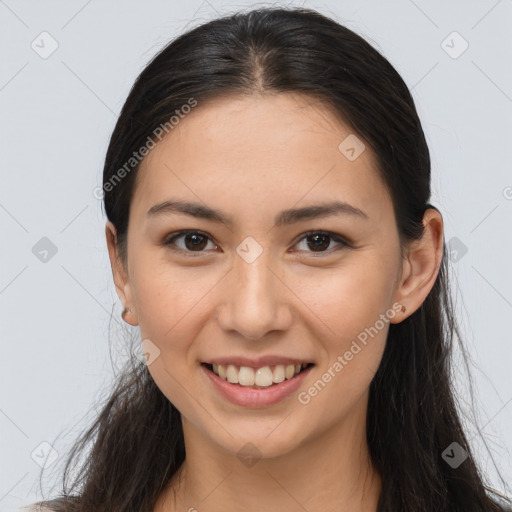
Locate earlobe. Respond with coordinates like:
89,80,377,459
390,208,444,323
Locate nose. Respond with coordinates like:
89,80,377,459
215,252,293,341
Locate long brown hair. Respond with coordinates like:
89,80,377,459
34,7,511,511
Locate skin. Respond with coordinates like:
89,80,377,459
106,92,444,512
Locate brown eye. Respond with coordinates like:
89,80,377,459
164,230,217,255
306,233,330,251
182,233,208,251
294,231,349,254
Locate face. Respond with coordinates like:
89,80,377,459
107,92,420,459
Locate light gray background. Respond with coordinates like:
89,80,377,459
1,0,511,510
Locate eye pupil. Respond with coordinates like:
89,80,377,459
307,233,330,251
185,233,208,251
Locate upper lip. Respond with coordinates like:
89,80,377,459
202,356,314,368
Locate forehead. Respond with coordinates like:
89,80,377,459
131,92,391,224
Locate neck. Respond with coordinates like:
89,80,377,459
156,394,381,512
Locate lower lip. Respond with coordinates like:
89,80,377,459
202,364,314,408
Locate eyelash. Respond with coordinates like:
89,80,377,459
162,230,351,258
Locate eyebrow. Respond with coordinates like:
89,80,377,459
146,199,369,227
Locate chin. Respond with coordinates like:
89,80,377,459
202,420,310,461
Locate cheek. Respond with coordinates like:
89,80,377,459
292,257,396,338
132,267,212,414
131,257,220,345
294,270,390,417
290,258,395,391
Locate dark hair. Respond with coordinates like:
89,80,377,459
35,6,511,512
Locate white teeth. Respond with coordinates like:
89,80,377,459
210,362,309,387
272,365,285,383
226,364,239,384
254,366,273,387
238,366,255,386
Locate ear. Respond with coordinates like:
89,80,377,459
390,208,444,323
105,220,138,325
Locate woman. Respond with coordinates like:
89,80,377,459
26,7,511,512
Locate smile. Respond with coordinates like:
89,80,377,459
203,362,314,388
201,362,315,408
